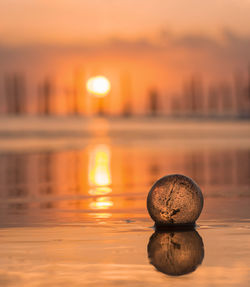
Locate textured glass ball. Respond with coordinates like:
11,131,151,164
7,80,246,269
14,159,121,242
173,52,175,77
147,174,203,226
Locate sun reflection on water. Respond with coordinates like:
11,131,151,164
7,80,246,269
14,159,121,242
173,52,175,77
88,186,112,196
90,213,112,219
88,144,113,212
89,197,114,210
88,144,112,189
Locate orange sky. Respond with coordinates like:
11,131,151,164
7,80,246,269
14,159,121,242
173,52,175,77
0,1,250,115
1,0,250,45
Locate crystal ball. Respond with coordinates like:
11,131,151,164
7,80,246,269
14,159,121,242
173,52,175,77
147,174,203,226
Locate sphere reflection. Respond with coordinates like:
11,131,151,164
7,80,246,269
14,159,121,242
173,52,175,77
147,229,204,276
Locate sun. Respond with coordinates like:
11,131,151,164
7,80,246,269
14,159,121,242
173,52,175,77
86,76,111,97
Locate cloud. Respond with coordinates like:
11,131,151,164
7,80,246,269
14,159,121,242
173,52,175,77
0,29,250,53
0,29,249,78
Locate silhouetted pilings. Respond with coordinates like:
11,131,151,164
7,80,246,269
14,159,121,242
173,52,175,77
234,72,244,115
219,82,233,113
1,68,250,117
170,94,181,116
121,72,132,117
4,73,26,115
97,98,105,116
38,78,54,115
207,85,218,115
245,65,250,115
148,89,159,116
72,70,85,115
183,76,203,115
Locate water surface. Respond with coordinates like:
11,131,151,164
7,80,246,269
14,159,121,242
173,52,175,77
0,130,249,286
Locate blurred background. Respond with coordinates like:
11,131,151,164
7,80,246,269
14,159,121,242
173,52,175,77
0,0,249,227
0,0,250,117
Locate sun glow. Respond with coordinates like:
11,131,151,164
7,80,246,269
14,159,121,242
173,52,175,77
90,197,114,210
87,145,114,213
88,145,113,211
86,76,111,97
88,144,112,194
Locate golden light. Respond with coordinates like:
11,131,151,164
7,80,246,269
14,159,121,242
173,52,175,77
90,197,114,210
88,186,112,196
88,144,112,195
86,76,111,97
91,213,112,219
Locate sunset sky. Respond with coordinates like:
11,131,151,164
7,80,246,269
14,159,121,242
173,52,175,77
0,1,250,115
1,0,250,45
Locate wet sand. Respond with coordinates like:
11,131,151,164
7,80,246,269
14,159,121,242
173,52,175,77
0,118,249,286
0,220,250,287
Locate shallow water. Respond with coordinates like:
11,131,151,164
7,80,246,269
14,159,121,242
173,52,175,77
0,131,249,286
